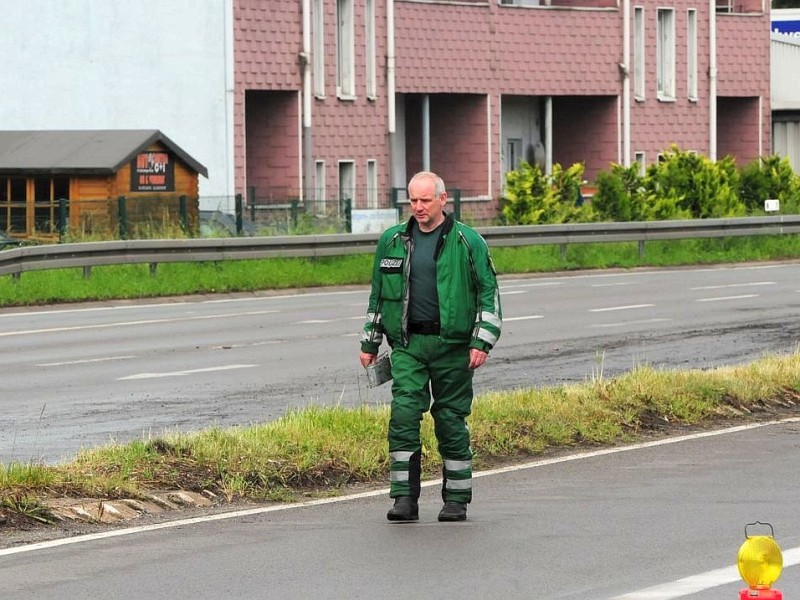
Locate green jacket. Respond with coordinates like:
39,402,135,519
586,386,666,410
361,214,502,353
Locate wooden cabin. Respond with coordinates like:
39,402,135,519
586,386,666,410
0,130,208,241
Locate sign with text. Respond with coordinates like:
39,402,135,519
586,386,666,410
131,151,174,192
772,9,800,38
351,209,399,233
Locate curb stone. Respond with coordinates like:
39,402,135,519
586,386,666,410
43,490,217,524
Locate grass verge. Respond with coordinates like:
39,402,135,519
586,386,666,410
3,235,800,307
2,352,798,525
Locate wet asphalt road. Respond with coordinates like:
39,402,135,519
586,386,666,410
1,261,799,464
1,418,799,599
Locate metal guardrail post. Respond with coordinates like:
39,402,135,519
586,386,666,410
638,240,645,258
452,188,461,221
235,193,243,236
117,196,127,240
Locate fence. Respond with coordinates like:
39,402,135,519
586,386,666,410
235,186,485,235
2,215,800,280
12,188,488,242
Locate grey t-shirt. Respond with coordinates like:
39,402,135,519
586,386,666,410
409,224,441,323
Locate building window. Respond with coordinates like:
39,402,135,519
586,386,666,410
0,176,69,235
687,9,698,101
339,161,356,212
634,151,646,176
657,8,676,101
0,177,26,233
336,0,355,99
366,160,378,208
365,0,376,99
506,138,523,173
634,7,645,100
314,160,326,215
313,0,325,98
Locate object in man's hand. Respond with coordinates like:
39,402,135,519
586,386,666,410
366,353,392,387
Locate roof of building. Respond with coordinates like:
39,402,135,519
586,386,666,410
0,129,208,177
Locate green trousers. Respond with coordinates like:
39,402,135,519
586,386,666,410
388,334,474,503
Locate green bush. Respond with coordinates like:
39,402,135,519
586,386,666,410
643,147,744,219
502,161,589,225
740,155,800,214
593,164,641,222
503,147,799,226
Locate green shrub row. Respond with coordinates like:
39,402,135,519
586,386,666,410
502,146,800,225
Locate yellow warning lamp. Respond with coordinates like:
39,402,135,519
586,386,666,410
737,521,783,599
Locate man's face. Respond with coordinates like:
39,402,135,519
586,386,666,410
408,178,447,231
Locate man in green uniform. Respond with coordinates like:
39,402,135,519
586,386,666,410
359,171,502,522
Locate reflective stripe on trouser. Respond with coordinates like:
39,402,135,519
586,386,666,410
388,334,474,503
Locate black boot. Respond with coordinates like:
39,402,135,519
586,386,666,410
438,501,467,522
386,496,418,522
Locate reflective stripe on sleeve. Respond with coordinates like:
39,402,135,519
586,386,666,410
477,327,498,346
481,311,502,329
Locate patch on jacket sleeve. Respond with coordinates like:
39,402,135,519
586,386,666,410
379,258,404,273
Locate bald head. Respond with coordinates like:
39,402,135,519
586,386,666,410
408,171,446,198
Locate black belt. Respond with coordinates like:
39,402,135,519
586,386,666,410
408,321,440,335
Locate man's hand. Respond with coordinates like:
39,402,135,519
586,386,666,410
468,348,488,370
360,352,377,368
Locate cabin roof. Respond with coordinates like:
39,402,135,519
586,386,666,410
0,129,208,177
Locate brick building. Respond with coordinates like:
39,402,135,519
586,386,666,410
0,1,773,227
234,0,771,223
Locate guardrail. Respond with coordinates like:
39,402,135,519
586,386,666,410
2,215,800,279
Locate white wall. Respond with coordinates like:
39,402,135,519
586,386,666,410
0,1,235,212
771,32,800,173
771,33,800,111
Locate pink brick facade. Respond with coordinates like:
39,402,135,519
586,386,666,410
233,0,770,225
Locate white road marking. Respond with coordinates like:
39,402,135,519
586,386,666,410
591,282,637,287
589,304,655,312
297,315,365,324
695,294,758,302
501,282,563,289
211,340,281,349
504,315,544,321
610,547,800,599
37,356,136,367
501,290,527,295
689,281,775,290
0,289,369,319
118,364,257,380
0,310,278,337
590,318,671,328
1,417,797,560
